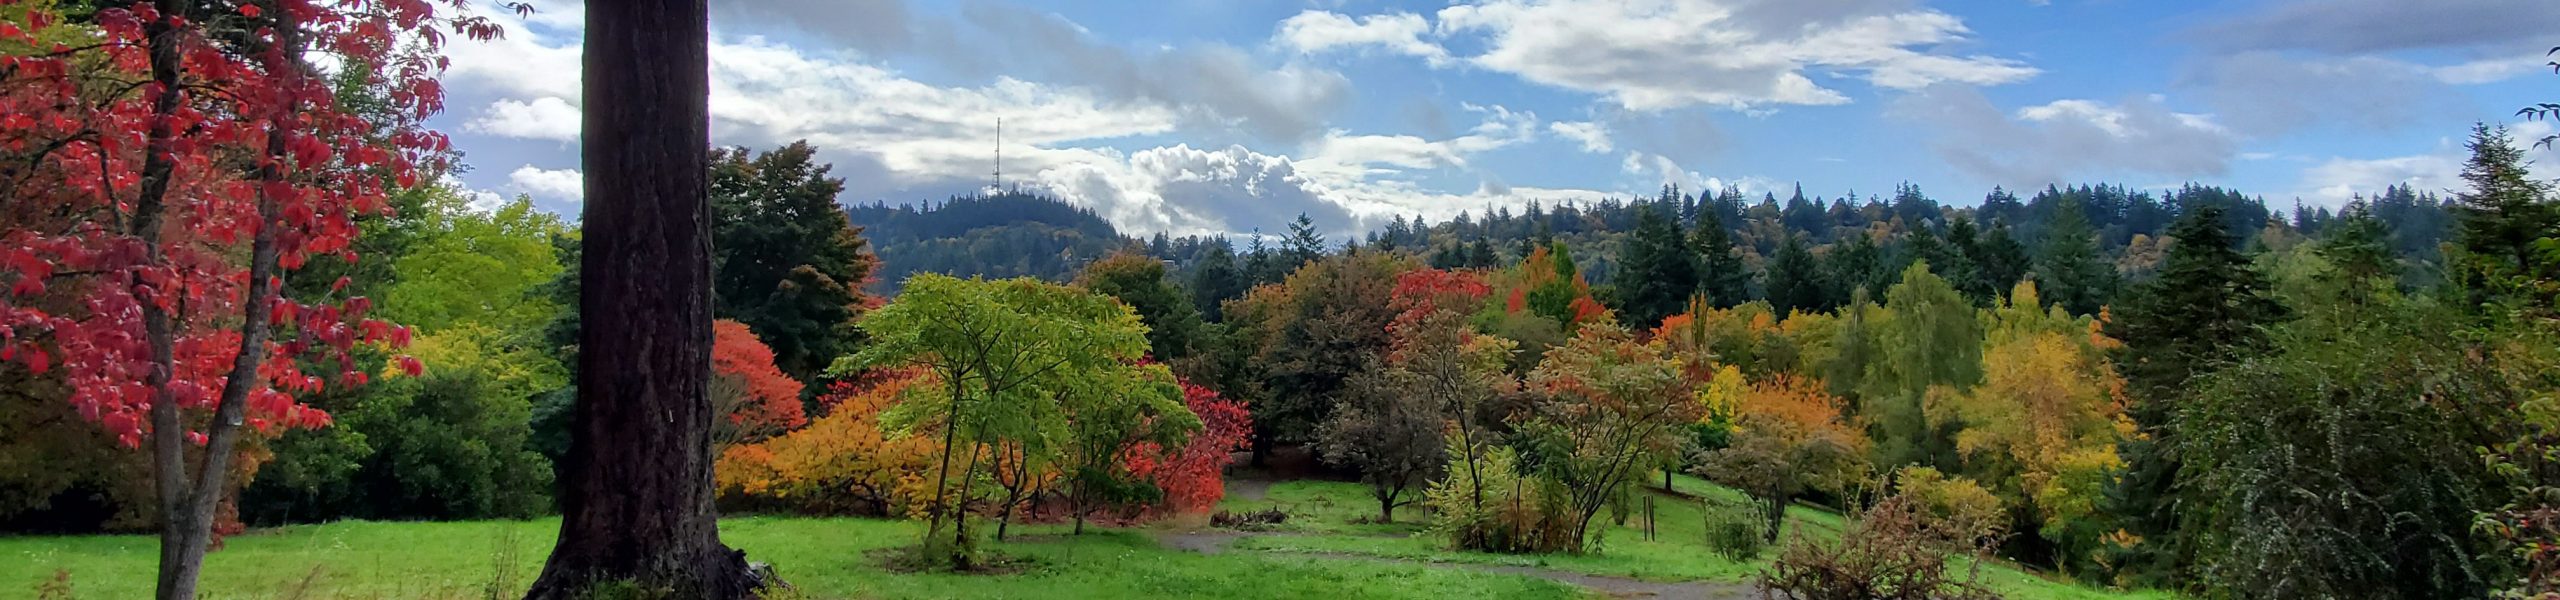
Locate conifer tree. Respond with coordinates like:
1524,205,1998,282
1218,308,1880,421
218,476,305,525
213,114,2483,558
1693,207,1754,307
1764,233,1825,315
2101,203,2288,583
1618,203,1699,327
2036,199,2116,316
1975,220,2031,299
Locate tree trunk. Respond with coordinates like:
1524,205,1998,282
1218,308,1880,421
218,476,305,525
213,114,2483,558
526,1,752,597
134,2,190,598
1377,492,1395,523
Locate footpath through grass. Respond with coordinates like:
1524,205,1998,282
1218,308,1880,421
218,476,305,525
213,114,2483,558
1,517,1576,600
1208,474,2178,600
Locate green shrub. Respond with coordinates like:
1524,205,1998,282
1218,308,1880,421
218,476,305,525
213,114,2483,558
1700,499,1768,560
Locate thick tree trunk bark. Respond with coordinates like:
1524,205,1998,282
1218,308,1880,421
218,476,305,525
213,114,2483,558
526,1,753,597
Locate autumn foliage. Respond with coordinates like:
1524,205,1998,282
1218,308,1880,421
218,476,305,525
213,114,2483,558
710,320,807,447
1128,384,1251,514
717,373,936,516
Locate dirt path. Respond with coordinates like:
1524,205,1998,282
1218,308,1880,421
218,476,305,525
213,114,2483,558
1153,530,1758,599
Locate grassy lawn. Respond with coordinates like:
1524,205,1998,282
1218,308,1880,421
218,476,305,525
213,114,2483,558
1,473,2175,599
1214,473,2178,600
0,517,1576,599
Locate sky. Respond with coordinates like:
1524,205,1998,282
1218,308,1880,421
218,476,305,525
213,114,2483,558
436,0,2560,238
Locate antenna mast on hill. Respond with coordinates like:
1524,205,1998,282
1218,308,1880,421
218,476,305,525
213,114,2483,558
993,117,1004,193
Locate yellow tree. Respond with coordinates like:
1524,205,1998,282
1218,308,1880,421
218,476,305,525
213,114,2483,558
1935,281,2130,570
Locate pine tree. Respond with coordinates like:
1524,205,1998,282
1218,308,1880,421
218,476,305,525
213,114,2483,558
1617,203,1699,327
2319,202,2397,293
1467,238,1498,269
1693,207,1753,307
2101,203,2288,584
1975,220,2030,298
1764,233,1825,315
2036,199,2116,316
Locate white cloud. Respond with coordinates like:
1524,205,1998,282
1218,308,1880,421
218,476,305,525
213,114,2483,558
2291,121,2560,205
1549,121,1613,153
466,97,581,142
2430,56,2547,85
1423,0,2037,111
1897,89,2237,186
508,165,585,202
1276,10,1450,65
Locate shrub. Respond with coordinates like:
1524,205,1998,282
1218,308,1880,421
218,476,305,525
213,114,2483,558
1701,499,1769,560
1760,495,2000,600
715,375,936,516
1425,439,1580,553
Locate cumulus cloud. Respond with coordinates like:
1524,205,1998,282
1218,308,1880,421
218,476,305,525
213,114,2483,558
1276,11,1450,65
466,97,582,142
1550,121,1613,153
1423,0,2037,111
956,4,1353,142
509,166,585,202
1894,88,2236,187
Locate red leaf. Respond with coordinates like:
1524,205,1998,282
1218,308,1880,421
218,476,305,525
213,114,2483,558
238,4,262,18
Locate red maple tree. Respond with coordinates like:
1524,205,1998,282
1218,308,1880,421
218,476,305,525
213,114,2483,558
711,319,808,446
1128,383,1253,515
0,1,500,597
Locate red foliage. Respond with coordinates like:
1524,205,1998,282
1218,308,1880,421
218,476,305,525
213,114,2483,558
1389,268,1491,326
0,2,504,449
712,320,808,445
1128,384,1252,514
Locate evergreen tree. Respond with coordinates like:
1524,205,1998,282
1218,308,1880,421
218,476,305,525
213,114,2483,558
1692,207,1753,307
1823,230,1887,309
2449,124,2559,316
1284,213,1328,269
2036,199,2116,316
2319,202,2397,292
1466,238,1499,269
1763,233,1825,315
1941,217,1990,303
1975,220,2031,298
1188,240,1246,322
2102,203,2289,584
1617,203,1699,327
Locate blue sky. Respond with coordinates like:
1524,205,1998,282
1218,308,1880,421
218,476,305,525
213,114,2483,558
435,0,2560,237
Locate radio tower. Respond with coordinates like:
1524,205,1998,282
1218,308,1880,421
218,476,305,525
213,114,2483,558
993,117,1004,192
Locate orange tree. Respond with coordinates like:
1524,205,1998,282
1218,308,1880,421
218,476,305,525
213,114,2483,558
1520,324,1701,552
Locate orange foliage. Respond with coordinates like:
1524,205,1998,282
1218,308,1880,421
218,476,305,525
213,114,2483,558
712,319,807,447
1733,374,1864,450
1128,384,1252,515
715,373,939,516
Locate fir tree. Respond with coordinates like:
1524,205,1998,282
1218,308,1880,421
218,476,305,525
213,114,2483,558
2449,124,2559,316
1617,203,1699,327
1692,207,1753,307
1190,241,1246,321
2102,203,2289,584
2036,199,2117,316
1763,233,1825,315
1975,220,2031,298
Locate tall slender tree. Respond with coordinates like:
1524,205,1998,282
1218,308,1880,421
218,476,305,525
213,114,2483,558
2448,124,2558,317
529,1,758,597
2100,203,2287,585
1975,220,2031,299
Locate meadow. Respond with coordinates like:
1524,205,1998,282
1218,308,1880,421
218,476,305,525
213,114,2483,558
3,473,2170,600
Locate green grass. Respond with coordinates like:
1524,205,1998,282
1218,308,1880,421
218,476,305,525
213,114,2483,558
0,474,2176,600
1213,473,2177,600
0,517,1577,600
